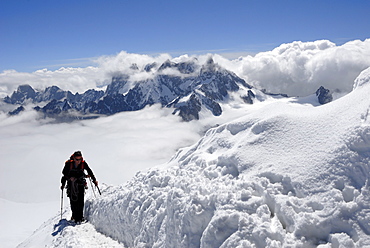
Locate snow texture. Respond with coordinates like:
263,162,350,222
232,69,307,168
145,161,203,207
17,205,125,248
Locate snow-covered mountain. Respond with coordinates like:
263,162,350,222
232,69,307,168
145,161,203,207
17,67,370,247
3,56,335,123
3,57,259,122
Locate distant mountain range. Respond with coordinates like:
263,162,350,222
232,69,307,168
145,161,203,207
3,57,332,121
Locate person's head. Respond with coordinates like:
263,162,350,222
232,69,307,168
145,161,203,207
72,151,83,164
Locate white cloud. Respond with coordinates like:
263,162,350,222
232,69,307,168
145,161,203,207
94,51,173,81
0,95,251,203
231,39,370,96
0,105,206,202
1,39,369,99
0,66,107,98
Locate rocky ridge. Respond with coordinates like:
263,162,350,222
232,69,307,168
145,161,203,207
3,58,332,121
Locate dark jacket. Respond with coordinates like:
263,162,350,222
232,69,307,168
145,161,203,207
61,159,96,187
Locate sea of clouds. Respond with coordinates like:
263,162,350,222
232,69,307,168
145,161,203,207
1,39,369,99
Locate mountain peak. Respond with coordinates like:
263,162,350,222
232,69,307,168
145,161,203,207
201,57,217,72
3,61,256,121
4,84,36,104
158,59,197,74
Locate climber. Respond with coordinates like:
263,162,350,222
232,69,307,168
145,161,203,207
60,151,98,223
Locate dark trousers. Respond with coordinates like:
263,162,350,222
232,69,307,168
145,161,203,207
69,185,85,222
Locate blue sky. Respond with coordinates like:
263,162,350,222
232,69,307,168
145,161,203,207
1,0,369,72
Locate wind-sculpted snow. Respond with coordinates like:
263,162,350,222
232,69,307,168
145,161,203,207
84,68,370,247
353,67,370,90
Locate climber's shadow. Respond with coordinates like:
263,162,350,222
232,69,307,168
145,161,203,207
52,219,75,236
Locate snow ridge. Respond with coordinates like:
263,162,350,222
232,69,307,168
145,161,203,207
83,68,370,247
17,206,124,248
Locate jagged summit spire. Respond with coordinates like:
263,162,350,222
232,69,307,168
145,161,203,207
199,56,219,74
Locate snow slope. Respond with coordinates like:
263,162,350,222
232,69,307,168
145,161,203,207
83,67,370,247
17,202,125,248
18,67,370,247
0,199,57,247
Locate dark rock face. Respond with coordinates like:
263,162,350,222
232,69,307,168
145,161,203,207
241,90,256,104
171,94,202,121
2,58,255,121
42,99,67,115
8,106,25,115
4,84,36,104
158,59,197,74
316,86,333,104
5,84,104,107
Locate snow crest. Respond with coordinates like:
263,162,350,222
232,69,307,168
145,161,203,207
353,67,370,89
83,70,370,247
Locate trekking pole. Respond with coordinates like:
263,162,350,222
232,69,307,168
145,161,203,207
60,188,64,220
96,185,102,195
89,177,97,198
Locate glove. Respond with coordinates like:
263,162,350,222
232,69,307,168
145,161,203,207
60,185,65,190
94,181,98,186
